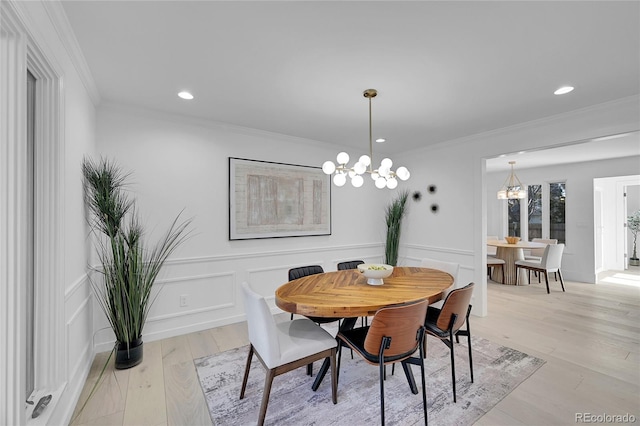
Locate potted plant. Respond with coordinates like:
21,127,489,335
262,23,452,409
83,157,191,368
384,190,409,266
628,210,640,266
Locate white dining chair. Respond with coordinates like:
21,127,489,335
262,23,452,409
524,238,557,261
515,244,566,293
240,282,338,425
420,258,459,309
487,235,499,257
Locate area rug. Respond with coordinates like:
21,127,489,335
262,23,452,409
194,335,545,425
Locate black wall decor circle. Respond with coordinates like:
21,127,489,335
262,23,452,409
427,185,437,194
430,204,439,213
412,191,422,201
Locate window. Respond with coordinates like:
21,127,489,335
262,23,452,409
550,182,566,243
528,185,542,239
508,199,521,237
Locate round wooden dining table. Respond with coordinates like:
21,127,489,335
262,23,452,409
275,266,454,319
275,266,454,392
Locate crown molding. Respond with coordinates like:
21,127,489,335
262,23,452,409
42,0,101,106
411,95,640,154
98,100,339,150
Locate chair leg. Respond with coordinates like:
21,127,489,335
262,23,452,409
257,368,276,426
500,265,504,284
330,350,338,404
515,266,520,285
558,270,566,292
417,330,428,426
306,362,313,376
240,345,254,399
337,340,342,384
448,330,457,403
544,271,550,294
466,307,474,383
379,337,391,426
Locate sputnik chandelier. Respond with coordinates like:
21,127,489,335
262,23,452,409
497,161,526,199
322,89,410,189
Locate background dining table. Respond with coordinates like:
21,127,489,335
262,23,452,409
275,266,454,392
487,240,547,285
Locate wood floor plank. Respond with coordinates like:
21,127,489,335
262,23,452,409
161,335,194,367
123,341,167,426
164,360,213,426
70,353,130,425
210,321,249,352
186,329,221,359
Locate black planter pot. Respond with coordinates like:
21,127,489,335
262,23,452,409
115,338,143,369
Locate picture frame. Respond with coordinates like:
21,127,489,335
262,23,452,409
229,157,331,240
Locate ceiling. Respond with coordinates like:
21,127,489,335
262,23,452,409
60,1,639,159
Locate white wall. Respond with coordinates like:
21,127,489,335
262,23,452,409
488,159,640,282
94,103,390,349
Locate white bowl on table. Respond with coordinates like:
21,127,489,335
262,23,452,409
357,264,394,285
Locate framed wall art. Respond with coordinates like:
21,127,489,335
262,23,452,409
229,157,331,240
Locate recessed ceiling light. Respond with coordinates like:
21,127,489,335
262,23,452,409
178,91,194,100
375,138,386,143
554,86,574,95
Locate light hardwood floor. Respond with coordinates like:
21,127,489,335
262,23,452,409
71,270,640,425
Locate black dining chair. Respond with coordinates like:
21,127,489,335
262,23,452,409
287,265,325,321
423,282,475,403
337,260,364,271
337,260,367,327
287,265,340,376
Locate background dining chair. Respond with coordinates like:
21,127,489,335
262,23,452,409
240,282,338,426
524,238,558,261
337,260,364,270
424,282,475,403
287,265,325,320
515,243,566,293
420,258,459,309
337,260,366,327
287,265,340,375
486,257,505,283
487,235,499,257
336,299,429,426
524,238,559,281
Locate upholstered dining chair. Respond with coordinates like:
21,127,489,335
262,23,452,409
336,299,429,426
337,260,366,327
420,258,459,309
487,235,499,257
486,256,505,283
287,265,340,375
515,243,566,293
424,282,475,403
524,238,559,281
287,265,325,321
524,238,557,261
240,282,338,426
337,260,364,270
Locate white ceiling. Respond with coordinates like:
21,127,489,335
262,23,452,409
60,1,639,159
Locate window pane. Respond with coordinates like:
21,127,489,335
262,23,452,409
550,182,566,243
508,199,520,237
528,185,542,240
